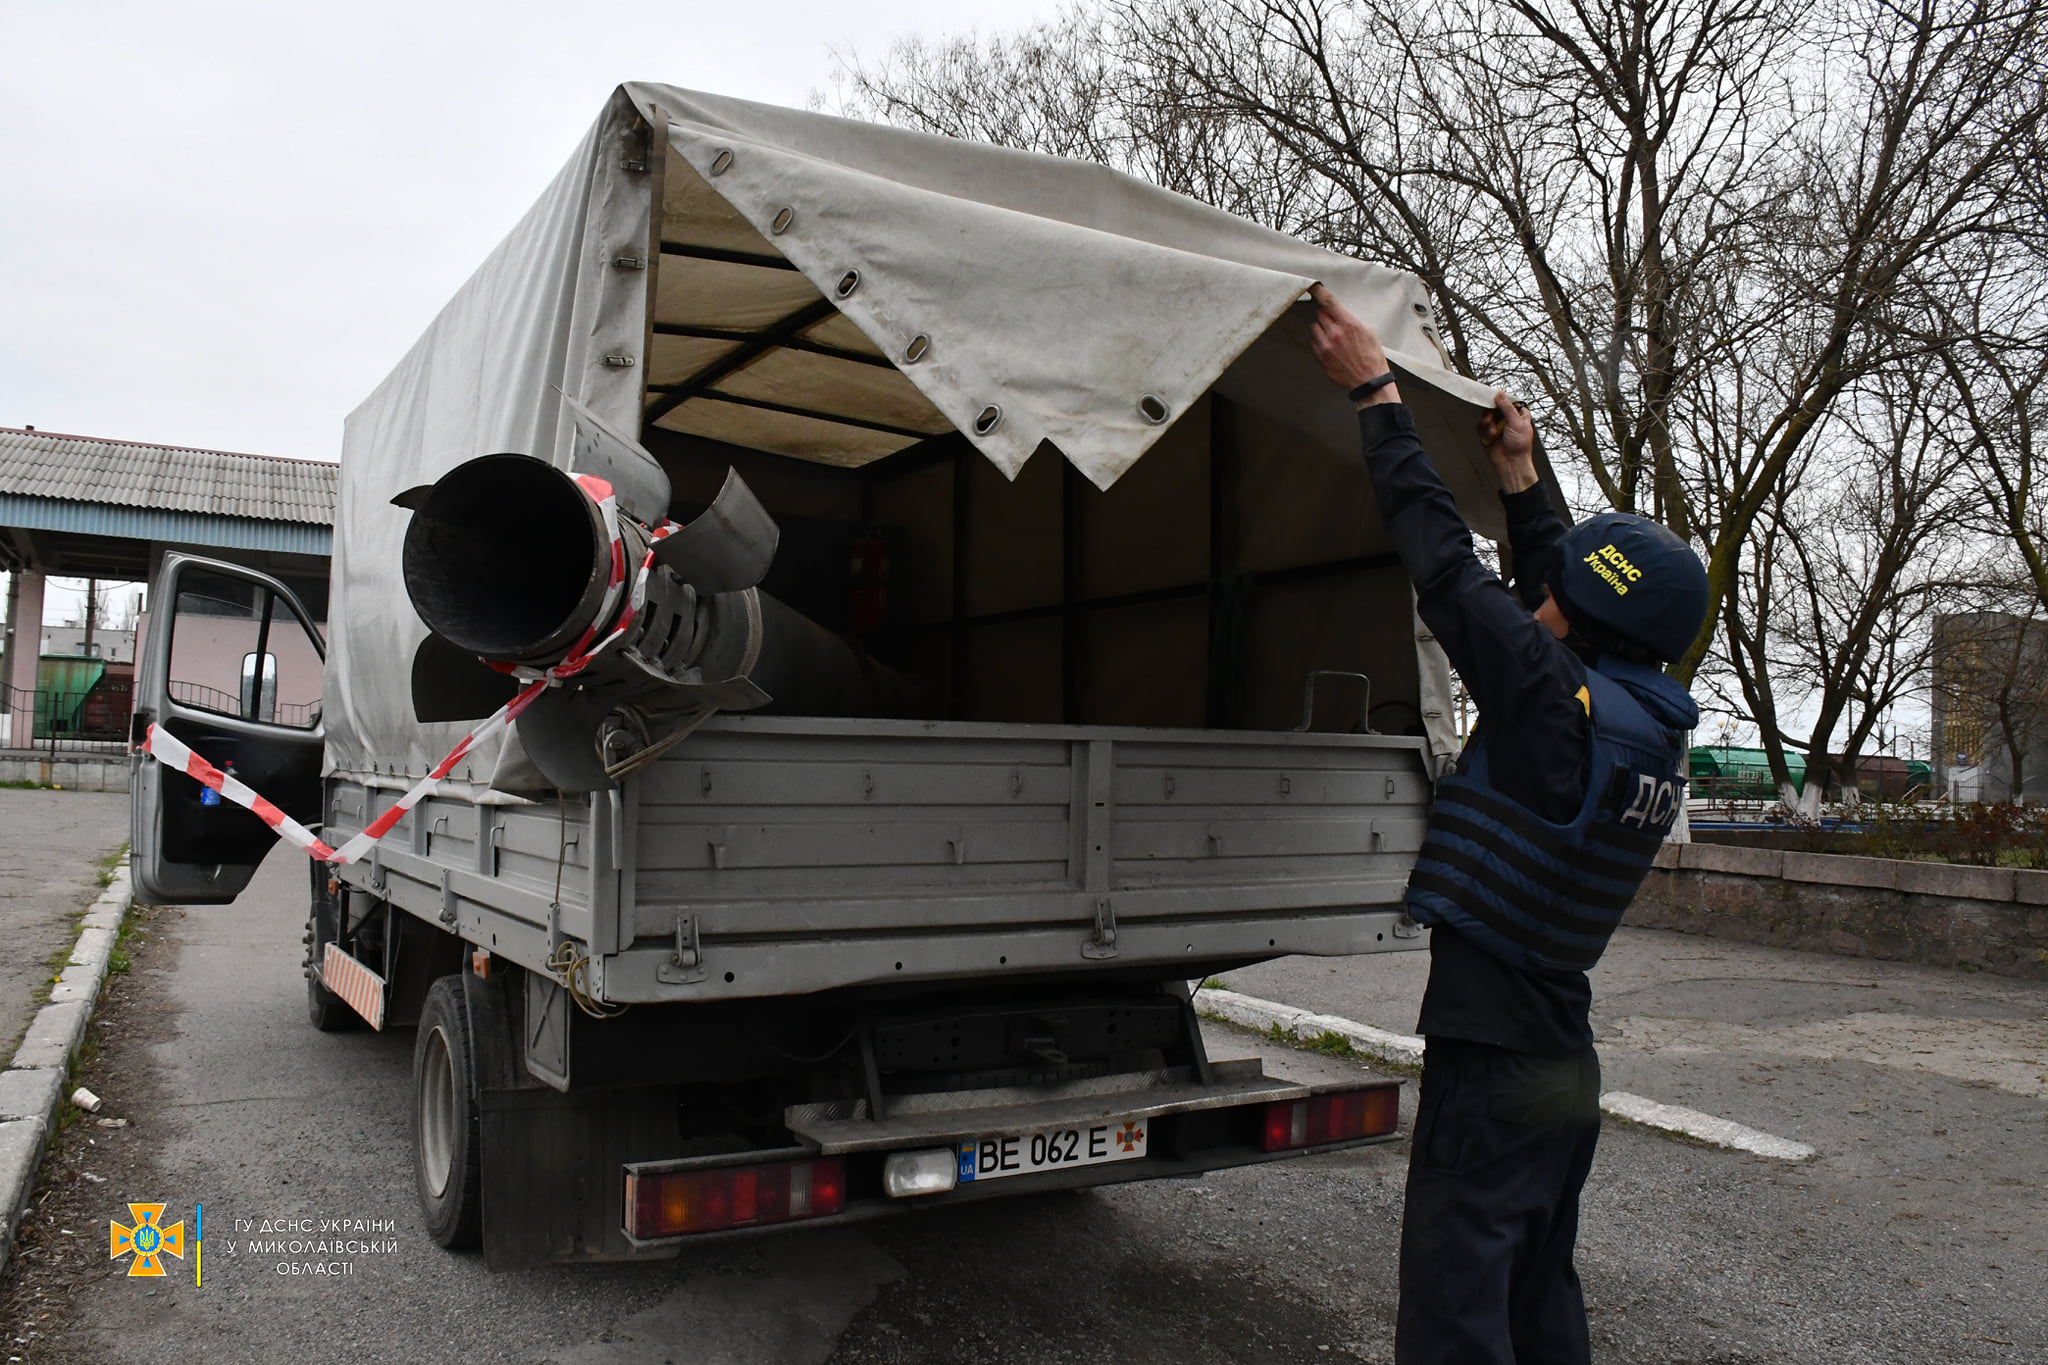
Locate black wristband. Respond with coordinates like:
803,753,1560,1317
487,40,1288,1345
1348,371,1398,403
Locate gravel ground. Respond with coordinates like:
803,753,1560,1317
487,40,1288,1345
1220,929,2048,1360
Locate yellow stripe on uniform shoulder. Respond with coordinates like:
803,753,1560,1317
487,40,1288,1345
1575,685,1591,715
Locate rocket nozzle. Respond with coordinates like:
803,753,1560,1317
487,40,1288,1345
399,453,614,665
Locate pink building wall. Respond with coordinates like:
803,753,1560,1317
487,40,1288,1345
136,607,325,727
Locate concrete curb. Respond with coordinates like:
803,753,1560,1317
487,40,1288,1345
0,860,132,1276
1198,986,1817,1161
1196,986,1427,1067
0,752,131,794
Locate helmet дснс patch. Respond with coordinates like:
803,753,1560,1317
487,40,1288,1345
1551,513,1709,663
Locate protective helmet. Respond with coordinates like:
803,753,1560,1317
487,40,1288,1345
1550,513,1709,663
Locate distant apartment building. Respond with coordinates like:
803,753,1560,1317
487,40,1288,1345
41,622,137,664
1930,611,2048,803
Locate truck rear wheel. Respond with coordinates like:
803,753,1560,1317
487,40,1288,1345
414,976,483,1248
304,871,359,1033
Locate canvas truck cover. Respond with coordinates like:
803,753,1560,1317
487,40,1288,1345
328,84,1509,784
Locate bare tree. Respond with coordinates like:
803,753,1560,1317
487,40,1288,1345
1717,366,1979,810
109,586,140,635
826,16,1121,161
839,0,2046,673
1941,287,2048,618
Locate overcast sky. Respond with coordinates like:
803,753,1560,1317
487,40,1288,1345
2,0,1052,626
0,0,1052,463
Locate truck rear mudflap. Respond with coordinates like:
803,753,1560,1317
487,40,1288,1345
618,1061,1401,1249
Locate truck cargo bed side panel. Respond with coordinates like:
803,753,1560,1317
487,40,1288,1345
608,715,1429,1000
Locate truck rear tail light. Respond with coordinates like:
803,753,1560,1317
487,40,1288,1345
1259,1084,1401,1152
625,1157,845,1239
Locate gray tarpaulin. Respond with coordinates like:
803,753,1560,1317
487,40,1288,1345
327,84,1502,784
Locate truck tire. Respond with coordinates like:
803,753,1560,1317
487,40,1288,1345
304,871,359,1033
413,976,484,1248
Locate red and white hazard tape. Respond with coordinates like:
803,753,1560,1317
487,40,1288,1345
139,721,344,861
137,474,680,867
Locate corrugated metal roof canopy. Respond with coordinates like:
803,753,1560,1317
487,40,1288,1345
0,428,336,525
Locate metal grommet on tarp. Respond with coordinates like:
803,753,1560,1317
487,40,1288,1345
973,405,1002,435
709,148,734,176
1138,394,1170,425
770,207,794,235
904,334,930,363
835,270,860,298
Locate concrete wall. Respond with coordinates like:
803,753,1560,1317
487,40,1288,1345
0,752,130,793
1634,842,2048,981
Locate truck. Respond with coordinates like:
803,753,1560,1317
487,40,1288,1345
128,84,1523,1267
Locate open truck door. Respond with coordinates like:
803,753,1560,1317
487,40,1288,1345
131,554,325,904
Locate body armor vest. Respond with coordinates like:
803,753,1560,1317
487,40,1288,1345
1405,656,1691,974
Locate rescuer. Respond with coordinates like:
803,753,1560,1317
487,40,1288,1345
1306,284,1707,1365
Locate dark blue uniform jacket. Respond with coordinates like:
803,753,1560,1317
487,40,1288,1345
1358,403,1612,1055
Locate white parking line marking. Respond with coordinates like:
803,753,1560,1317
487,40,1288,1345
1598,1092,1815,1160
1197,986,1817,1160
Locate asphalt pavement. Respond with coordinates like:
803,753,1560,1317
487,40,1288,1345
1223,930,2048,1358
0,788,127,1056
1,841,2042,1363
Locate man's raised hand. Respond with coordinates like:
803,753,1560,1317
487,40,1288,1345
1477,390,1538,493
1309,284,1400,405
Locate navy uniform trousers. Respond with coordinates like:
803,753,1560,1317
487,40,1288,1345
1395,1038,1603,1365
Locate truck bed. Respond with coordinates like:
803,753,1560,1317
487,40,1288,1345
326,715,1433,1003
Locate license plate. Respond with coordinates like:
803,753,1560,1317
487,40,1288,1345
956,1117,1148,1183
